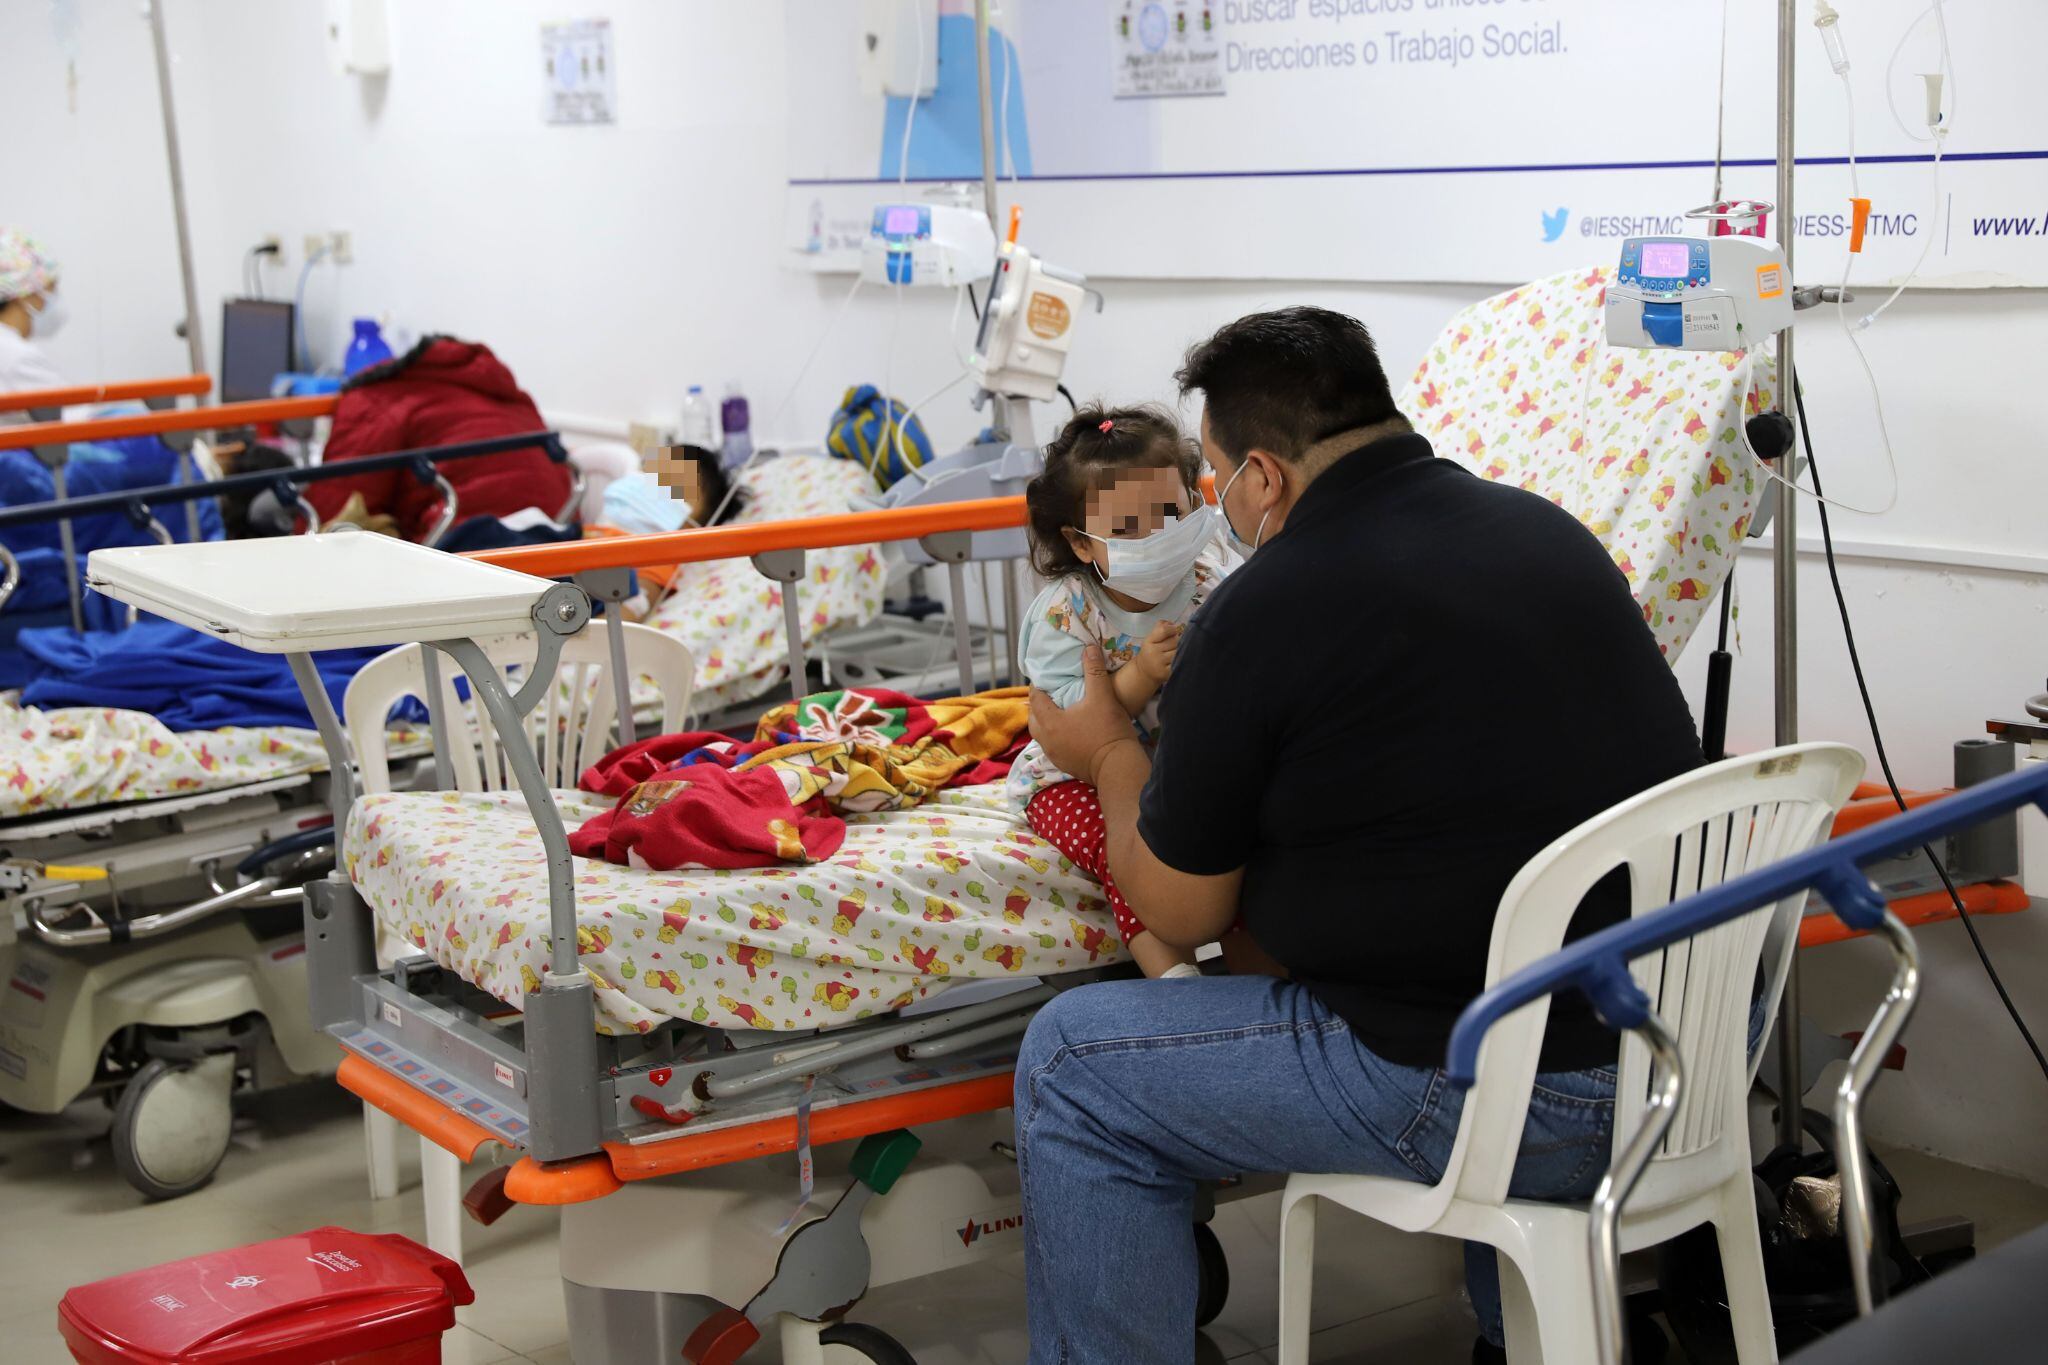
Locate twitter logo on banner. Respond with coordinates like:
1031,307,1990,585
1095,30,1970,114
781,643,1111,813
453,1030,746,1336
1541,207,1570,242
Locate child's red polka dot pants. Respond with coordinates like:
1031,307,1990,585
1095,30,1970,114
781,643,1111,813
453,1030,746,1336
1025,780,1142,944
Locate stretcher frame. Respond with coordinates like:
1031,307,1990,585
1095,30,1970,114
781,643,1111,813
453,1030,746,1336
1446,761,2048,1363
1,420,587,925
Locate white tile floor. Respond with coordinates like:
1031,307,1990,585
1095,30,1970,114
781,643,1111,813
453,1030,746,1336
4,1078,2046,1364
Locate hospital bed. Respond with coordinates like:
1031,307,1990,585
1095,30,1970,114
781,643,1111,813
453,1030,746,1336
0,403,1003,1207
1403,264,1769,664
1406,263,2030,950
80,495,1211,1359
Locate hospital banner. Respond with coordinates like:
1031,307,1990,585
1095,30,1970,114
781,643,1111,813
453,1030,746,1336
785,0,2048,287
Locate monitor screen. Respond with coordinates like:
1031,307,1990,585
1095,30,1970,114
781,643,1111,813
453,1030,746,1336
882,206,922,237
1639,242,1691,279
220,298,296,403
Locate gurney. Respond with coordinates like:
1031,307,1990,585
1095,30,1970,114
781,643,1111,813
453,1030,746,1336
0,411,590,1193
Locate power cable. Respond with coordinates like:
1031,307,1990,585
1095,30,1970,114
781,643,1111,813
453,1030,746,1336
1795,380,2048,1085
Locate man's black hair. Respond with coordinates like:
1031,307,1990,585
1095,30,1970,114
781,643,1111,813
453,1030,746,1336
1174,306,1404,463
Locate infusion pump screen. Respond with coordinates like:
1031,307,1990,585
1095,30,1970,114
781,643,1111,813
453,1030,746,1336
1639,242,1691,278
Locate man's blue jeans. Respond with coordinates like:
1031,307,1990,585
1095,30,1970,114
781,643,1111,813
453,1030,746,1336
1013,975,1616,1363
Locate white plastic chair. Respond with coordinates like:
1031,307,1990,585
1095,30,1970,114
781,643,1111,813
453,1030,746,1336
346,621,694,797
1276,742,1865,1365
343,619,694,1262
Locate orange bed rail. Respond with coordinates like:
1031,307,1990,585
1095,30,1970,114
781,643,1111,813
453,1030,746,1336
491,1070,1019,1208
1803,780,2033,946
336,1054,509,1164
1801,879,2031,948
465,471,1217,577
470,494,1031,576
0,373,211,414
339,1044,1015,1209
0,395,336,450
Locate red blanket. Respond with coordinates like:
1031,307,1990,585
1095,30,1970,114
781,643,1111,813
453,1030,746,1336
570,687,1030,872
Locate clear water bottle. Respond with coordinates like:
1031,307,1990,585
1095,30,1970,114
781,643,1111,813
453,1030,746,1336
677,385,719,450
719,382,753,470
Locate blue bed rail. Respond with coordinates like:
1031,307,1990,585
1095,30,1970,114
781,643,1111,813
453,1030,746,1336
1444,760,2048,1086
1443,757,2046,1352
0,429,568,533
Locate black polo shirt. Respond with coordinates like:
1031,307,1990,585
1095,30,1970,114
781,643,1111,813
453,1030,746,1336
1139,432,1702,1071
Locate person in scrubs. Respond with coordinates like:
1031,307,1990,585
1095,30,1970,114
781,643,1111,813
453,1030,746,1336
0,228,66,395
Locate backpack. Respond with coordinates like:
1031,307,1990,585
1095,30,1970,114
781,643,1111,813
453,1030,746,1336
825,384,933,489
1657,1107,1937,1360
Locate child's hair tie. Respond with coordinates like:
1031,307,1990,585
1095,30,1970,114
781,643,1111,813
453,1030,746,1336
1098,419,1115,433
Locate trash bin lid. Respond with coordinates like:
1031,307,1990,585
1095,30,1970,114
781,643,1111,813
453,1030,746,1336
58,1227,475,1365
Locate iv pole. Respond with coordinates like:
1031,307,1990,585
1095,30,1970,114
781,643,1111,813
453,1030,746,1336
148,0,206,382
1770,0,1805,1152
148,0,209,544
976,0,1027,686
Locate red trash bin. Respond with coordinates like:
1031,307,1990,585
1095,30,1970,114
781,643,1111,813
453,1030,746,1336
58,1227,475,1364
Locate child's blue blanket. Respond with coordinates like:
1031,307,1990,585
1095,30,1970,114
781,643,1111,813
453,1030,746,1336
17,620,393,732
1,435,226,688
0,437,224,600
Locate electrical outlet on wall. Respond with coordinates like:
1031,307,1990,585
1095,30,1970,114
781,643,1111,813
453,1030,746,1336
301,231,354,264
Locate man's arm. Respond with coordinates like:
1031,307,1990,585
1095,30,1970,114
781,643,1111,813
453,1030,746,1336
1027,643,1242,950
1088,739,1243,949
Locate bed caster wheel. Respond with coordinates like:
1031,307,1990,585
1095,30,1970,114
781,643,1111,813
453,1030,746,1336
819,1321,917,1364
1193,1219,1230,1328
111,1054,236,1200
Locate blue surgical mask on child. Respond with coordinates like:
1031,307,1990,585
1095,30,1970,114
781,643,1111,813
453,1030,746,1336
1080,503,1216,605
1217,458,1270,554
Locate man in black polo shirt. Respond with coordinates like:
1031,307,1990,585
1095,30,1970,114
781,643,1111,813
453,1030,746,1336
1013,307,1702,1363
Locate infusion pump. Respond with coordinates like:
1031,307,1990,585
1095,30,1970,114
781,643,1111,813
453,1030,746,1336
1604,235,1794,352
970,241,1087,405
860,203,995,288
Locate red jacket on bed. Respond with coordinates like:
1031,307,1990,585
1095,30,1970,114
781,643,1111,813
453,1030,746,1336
305,337,570,542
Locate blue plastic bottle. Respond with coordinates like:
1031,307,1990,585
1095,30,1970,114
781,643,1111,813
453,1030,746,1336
344,318,394,376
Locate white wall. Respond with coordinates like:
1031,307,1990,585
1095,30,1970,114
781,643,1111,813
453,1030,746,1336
7,0,2048,1174
0,0,193,382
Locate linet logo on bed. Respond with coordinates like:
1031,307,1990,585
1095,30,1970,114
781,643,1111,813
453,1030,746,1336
954,1205,1025,1251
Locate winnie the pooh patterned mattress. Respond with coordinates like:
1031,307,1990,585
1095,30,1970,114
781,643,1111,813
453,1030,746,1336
344,783,1122,1036
0,701,403,822
639,453,887,712
1401,265,1768,663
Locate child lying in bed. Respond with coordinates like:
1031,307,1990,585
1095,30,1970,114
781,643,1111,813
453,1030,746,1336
1007,405,1230,979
